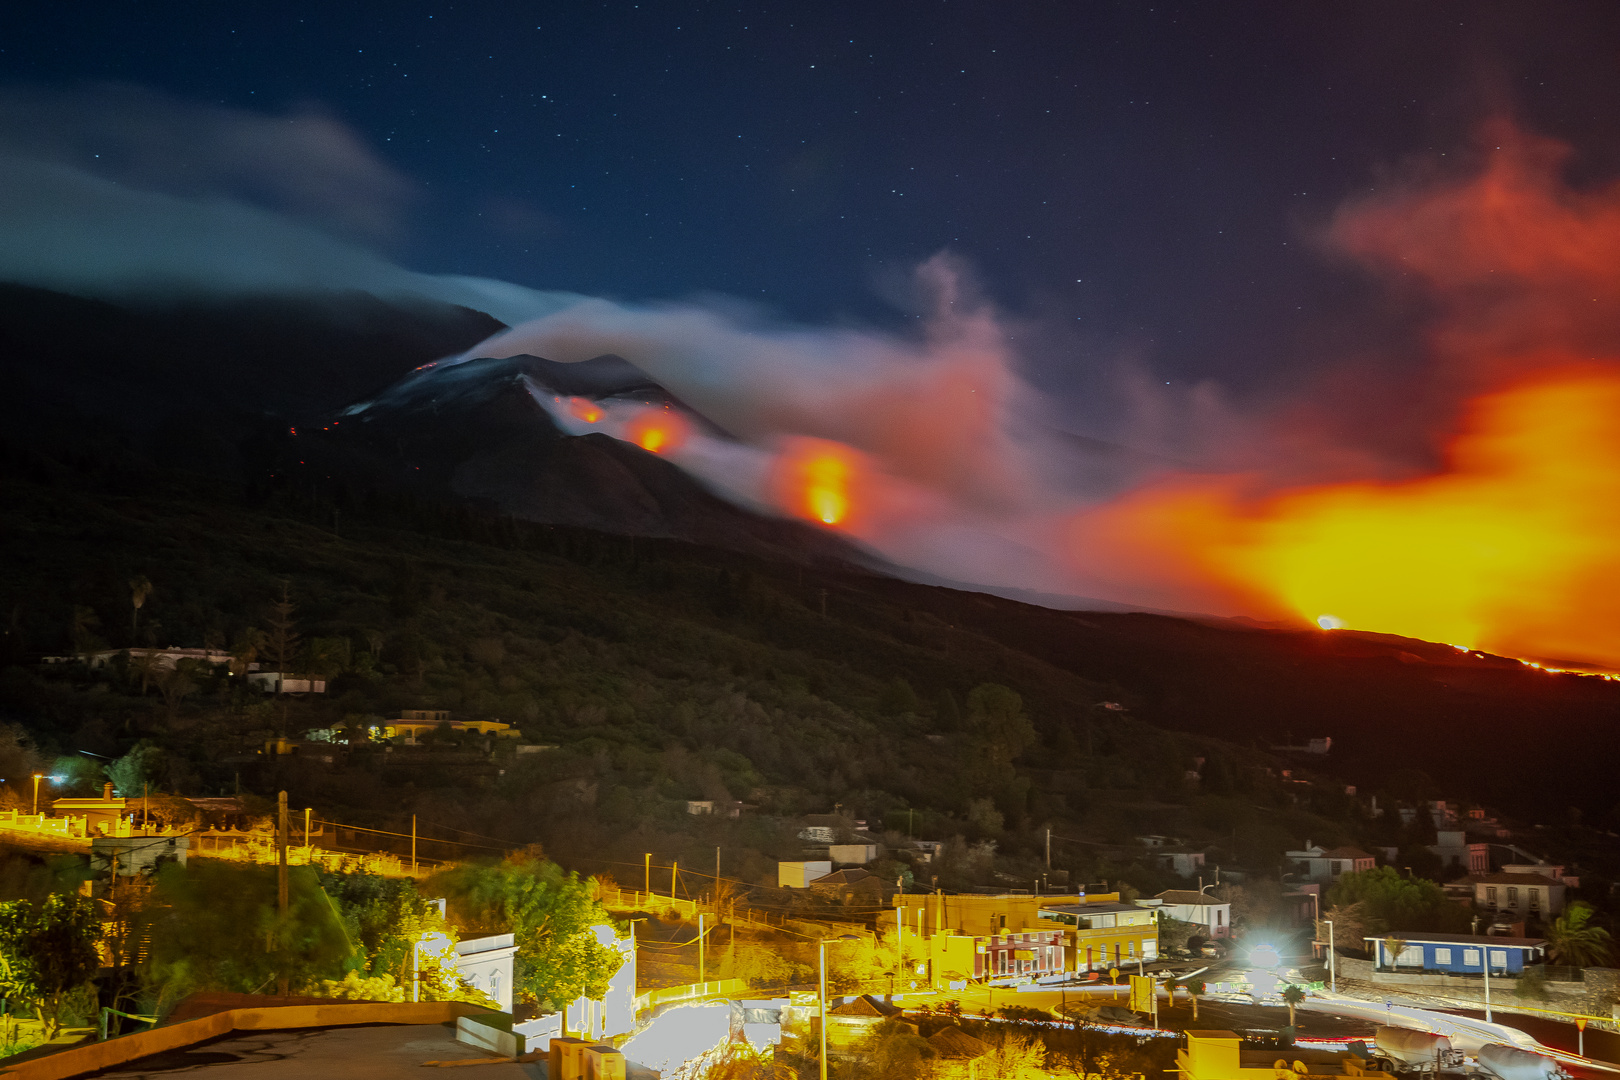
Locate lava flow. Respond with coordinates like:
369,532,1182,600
624,407,690,454
772,437,863,527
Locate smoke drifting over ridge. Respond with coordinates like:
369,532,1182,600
6,86,1620,663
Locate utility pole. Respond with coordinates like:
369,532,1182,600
716,846,721,891
304,807,312,862
699,914,706,983
277,790,289,996
1483,947,1492,1022
645,853,652,898
672,860,679,901
1046,828,1051,870
411,814,417,874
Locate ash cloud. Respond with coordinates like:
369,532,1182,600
0,84,577,325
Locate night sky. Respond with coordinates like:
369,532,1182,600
10,2,1620,400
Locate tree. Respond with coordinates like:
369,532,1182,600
1546,901,1613,968
156,658,205,712
0,893,101,1040
1281,983,1305,1029
265,584,302,734
144,861,356,1011
106,741,166,797
129,576,152,641
428,850,622,1011
1325,867,1468,935
128,650,166,696
1381,936,1408,971
1184,978,1206,1020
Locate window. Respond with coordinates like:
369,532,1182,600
1486,886,1497,905
1463,948,1481,967
1490,949,1507,971
1331,861,1344,876
1528,889,1540,912
1217,909,1224,926
1434,948,1453,966
1507,887,1518,906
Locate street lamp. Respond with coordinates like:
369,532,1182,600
1322,919,1336,993
819,934,861,1080
30,773,43,816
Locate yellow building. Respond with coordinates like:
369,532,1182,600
1179,1031,1389,1080
893,892,1159,985
382,712,520,741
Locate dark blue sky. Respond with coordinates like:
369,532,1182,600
7,1,1620,394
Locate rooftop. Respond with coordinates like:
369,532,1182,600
1156,890,1228,907
1364,931,1546,948
1456,873,1568,886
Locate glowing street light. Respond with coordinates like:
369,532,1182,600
30,773,44,816
818,934,860,1080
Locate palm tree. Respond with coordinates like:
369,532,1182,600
1281,983,1306,1029
1381,936,1408,971
1546,902,1613,968
1185,978,1206,1021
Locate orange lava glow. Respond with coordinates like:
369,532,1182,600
772,438,864,526
567,397,603,423
1070,368,1620,666
624,407,691,454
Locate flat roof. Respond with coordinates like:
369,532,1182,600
1041,902,1140,915
1364,932,1545,948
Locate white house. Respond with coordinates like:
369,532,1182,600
1456,872,1566,919
778,861,833,888
1148,889,1232,939
1428,831,1490,875
1285,842,1376,883
453,934,518,1012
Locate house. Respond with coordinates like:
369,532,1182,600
1146,889,1232,939
1151,849,1208,877
778,861,832,888
928,1026,994,1080
84,647,235,671
381,713,518,742
1037,900,1160,969
809,868,891,905
817,995,911,1051
798,813,863,844
894,891,1156,984
829,843,879,865
1284,842,1376,883
1453,872,1566,919
1503,862,1580,889
1367,932,1546,974
246,672,328,694
1428,831,1490,875
53,784,128,835
452,934,518,1013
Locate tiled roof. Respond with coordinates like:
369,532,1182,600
829,995,902,1018
930,1026,993,1059
1319,847,1375,860
1457,873,1566,886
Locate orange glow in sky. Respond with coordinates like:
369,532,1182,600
1069,368,1620,665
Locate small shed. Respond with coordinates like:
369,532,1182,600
929,1025,993,1079
1368,932,1546,974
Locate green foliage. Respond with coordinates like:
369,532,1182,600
429,851,621,1010
144,861,358,1009
0,893,101,1039
316,871,441,983
1514,970,1550,1001
1324,867,1469,935
319,969,406,1002
106,741,166,797
1546,901,1613,968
